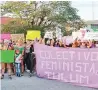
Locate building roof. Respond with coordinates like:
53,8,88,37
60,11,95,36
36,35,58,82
0,17,13,24
3,13,19,18
86,20,98,24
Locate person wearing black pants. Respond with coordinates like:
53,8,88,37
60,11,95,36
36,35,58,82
29,44,36,77
24,42,31,71
29,53,36,77
24,53,30,70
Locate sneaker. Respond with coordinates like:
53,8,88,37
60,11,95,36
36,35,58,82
26,70,30,73
29,73,32,77
1,75,4,79
21,73,24,76
18,73,21,77
33,72,37,76
9,75,12,79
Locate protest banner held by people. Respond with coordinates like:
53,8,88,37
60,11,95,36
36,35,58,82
0,34,98,89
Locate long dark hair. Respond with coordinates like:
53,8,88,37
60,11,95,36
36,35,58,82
30,44,34,53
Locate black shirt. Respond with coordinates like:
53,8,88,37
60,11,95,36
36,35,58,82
30,45,34,53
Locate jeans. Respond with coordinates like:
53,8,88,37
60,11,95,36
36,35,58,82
15,63,21,76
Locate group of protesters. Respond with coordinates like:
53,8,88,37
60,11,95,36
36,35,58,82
40,38,98,48
0,39,36,79
0,37,98,79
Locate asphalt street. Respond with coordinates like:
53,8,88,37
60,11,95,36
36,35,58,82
1,73,98,90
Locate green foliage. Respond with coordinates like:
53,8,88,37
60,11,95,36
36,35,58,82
1,19,28,34
1,1,85,36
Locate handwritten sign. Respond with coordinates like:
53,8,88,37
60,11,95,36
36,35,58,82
0,34,11,40
0,50,15,63
34,43,98,88
63,36,74,45
44,32,53,39
11,34,24,42
84,32,98,40
26,30,41,40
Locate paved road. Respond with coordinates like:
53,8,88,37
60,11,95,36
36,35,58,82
1,73,98,90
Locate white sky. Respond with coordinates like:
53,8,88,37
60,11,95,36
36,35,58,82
72,1,98,20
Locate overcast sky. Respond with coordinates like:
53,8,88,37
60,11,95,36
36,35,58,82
72,1,98,20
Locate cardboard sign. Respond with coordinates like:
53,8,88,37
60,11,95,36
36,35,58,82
11,34,24,42
0,50,15,63
84,32,98,40
44,32,53,39
0,34,11,40
63,36,74,45
26,30,41,40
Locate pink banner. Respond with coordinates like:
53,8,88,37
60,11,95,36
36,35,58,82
34,43,98,88
0,34,11,40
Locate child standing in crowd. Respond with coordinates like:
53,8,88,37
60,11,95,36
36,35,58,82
14,39,24,76
15,48,22,77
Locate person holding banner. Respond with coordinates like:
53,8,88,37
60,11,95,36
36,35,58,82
46,39,51,46
86,41,91,48
1,40,12,79
72,40,78,48
77,39,81,47
50,39,55,46
59,41,66,48
91,40,96,48
42,38,45,44
54,40,59,47
80,42,86,48
39,38,43,44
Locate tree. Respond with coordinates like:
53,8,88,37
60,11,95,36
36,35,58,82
1,1,85,36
